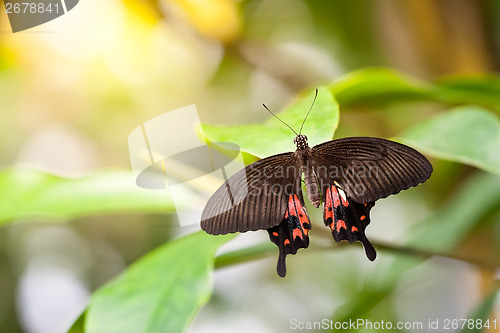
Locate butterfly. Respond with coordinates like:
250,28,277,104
201,90,433,277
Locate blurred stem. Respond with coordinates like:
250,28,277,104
215,242,275,269
214,237,499,271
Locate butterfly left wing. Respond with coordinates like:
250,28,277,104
268,186,311,277
323,182,376,260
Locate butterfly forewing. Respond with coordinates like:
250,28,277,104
312,137,433,204
201,152,300,235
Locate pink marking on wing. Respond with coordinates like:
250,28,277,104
324,187,334,221
336,220,347,232
292,228,303,240
331,185,341,208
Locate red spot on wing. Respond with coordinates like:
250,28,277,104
287,194,296,216
331,185,341,207
324,187,334,222
292,228,303,240
351,226,358,232
272,231,279,237
336,220,347,232
360,215,366,221
293,195,309,223
286,194,311,236
284,239,290,245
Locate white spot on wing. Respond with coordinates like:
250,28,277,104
337,187,347,202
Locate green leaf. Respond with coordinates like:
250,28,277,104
398,106,500,176
435,75,500,109
202,87,339,158
461,282,500,333
67,311,85,333
0,168,177,224
328,68,500,111
328,68,435,106
84,232,234,333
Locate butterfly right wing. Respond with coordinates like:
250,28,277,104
201,152,299,235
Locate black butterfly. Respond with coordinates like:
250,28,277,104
201,90,432,277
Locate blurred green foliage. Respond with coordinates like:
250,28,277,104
82,232,233,333
70,73,500,332
0,169,177,224
0,1,499,333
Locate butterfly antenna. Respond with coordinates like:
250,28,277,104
262,104,299,136
299,88,318,134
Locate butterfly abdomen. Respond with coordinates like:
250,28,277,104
296,148,321,208
304,167,320,208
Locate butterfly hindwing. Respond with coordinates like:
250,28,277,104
312,137,433,203
323,182,376,260
268,188,311,277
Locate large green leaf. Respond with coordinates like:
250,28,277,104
328,68,435,106
0,168,176,224
202,87,339,158
435,75,500,108
398,106,500,176
67,312,85,333
328,68,500,110
83,232,234,333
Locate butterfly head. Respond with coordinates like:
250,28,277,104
293,134,309,150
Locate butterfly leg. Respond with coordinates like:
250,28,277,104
323,183,376,261
268,193,311,277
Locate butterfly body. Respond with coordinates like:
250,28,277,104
293,134,321,208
